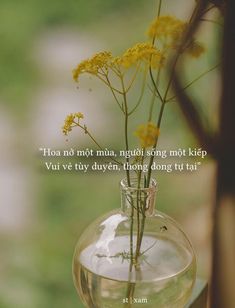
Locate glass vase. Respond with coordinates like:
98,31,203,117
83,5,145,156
73,178,196,308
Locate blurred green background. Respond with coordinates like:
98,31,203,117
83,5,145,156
0,0,220,307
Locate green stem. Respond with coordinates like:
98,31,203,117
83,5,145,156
146,47,181,187
157,0,162,18
76,123,122,166
119,72,135,308
103,74,124,112
124,1,164,305
134,167,143,264
149,67,164,104
128,67,147,116
146,100,165,187
125,156,147,306
200,18,223,27
137,213,146,258
96,74,123,94
166,64,220,102
125,63,141,93
148,66,162,121
120,74,131,186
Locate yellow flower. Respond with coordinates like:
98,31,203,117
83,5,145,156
135,122,160,148
148,15,205,58
114,43,163,69
148,15,187,49
62,112,84,135
73,52,112,81
187,41,205,58
74,112,84,119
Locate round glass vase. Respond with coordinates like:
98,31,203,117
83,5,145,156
73,179,196,308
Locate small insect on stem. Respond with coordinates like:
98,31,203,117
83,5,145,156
160,225,168,232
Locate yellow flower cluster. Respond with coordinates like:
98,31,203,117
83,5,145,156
135,122,160,148
148,15,205,57
73,52,112,81
114,43,163,69
186,41,205,58
62,112,84,135
72,43,164,82
148,16,186,49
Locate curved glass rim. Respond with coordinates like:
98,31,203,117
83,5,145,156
120,178,157,192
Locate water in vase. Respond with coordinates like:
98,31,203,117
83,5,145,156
73,234,196,308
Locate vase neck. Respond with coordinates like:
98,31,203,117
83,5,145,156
120,178,157,217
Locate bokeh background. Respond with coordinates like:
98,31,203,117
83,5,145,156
0,0,221,307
